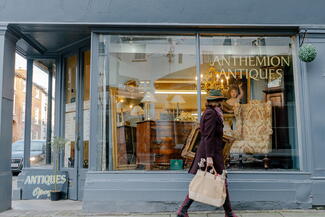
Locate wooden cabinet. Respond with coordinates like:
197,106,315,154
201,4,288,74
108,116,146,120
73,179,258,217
264,88,289,151
116,126,137,169
136,120,195,170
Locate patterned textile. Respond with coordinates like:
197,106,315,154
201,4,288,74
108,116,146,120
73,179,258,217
230,100,272,154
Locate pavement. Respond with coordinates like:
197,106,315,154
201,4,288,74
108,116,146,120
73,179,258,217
1,200,325,217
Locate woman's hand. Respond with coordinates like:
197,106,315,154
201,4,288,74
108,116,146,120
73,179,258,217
207,157,213,167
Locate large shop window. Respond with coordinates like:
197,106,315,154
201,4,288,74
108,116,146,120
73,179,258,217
12,55,56,169
98,35,298,171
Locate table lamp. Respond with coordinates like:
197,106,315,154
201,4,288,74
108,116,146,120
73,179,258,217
171,95,185,118
116,101,125,125
131,105,145,121
141,92,157,120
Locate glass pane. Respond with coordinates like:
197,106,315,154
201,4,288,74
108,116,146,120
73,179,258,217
64,55,77,168
99,35,197,170
51,65,56,164
30,63,49,167
12,54,27,172
82,50,91,168
200,36,298,170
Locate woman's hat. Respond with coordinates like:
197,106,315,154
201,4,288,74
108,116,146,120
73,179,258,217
206,89,227,101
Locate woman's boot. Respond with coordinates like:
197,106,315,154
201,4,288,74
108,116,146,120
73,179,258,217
176,193,193,217
223,181,238,217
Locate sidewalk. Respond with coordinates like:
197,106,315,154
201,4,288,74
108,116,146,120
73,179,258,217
1,200,325,217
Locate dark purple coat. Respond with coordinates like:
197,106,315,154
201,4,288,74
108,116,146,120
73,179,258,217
188,106,225,175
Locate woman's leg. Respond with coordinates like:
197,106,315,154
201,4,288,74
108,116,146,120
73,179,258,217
176,193,194,217
223,180,238,217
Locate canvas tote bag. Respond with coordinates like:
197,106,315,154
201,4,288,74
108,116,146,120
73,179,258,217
189,166,227,207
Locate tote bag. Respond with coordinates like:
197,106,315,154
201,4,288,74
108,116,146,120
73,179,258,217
189,166,227,207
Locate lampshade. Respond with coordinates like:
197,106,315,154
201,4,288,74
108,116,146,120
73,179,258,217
141,92,157,103
116,102,124,112
130,105,144,116
170,95,185,104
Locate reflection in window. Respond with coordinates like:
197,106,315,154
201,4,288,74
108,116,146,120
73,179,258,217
98,35,299,171
99,35,198,170
82,50,91,168
30,63,50,167
64,55,77,168
12,55,55,168
200,36,298,170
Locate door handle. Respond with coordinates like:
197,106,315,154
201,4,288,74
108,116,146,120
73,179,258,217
76,136,80,151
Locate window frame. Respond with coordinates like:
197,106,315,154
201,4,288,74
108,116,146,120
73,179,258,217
89,30,305,173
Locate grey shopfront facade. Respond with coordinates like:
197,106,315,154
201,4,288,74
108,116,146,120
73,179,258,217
1,0,325,213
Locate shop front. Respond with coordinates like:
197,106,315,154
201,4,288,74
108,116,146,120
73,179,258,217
82,32,310,212
1,0,325,213
2,29,317,212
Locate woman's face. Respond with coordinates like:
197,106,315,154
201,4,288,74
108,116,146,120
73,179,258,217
207,101,221,107
230,89,238,98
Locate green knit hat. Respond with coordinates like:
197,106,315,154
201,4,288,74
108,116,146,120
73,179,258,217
206,89,227,101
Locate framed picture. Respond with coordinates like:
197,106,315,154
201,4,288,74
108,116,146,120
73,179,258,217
267,69,283,88
110,87,138,170
181,124,235,163
181,123,200,159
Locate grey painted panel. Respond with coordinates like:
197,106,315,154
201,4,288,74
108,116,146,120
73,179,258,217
312,180,325,205
84,176,306,191
0,0,325,25
23,59,33,168
61,168,78,200
0,98,14,172
85,170,311,180
303,36,325,205
0,172,12,211
82,172,312,212
304,38,325,178
89,33,100,171
0,26,18,212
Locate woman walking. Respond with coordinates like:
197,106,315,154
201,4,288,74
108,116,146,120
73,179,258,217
177,89,237,217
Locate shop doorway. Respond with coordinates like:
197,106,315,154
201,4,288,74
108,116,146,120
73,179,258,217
62,49,90,200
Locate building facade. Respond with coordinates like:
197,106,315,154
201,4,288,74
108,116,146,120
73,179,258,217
1,0,325,213
12,68,49,143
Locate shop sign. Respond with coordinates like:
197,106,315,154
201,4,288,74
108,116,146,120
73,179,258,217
20,170,68,200
212,55,291,81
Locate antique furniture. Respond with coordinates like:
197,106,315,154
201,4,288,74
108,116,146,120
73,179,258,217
230,100,273,168
181,124,235,166
136,120,195,170
231,100,273,155
263,87,289,151
263,87,292,168
116,125,137,169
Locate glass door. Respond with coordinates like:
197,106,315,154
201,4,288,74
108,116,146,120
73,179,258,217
77,50,90,200
62,49,90,200
63,54,78,200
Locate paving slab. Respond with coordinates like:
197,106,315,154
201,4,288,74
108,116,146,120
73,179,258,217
187,213,208,217
207,213,230,217
240,212,282,217
2,200,325,217
280,211,325,217
11,200,82,211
